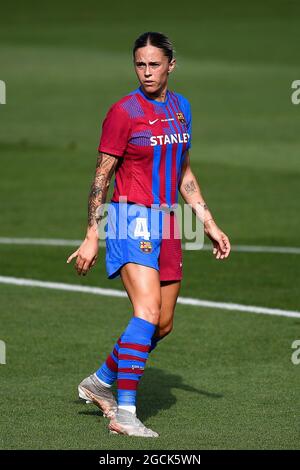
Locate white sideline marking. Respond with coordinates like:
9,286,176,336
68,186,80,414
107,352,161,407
0,275,299,319
0,237,300,254
0,237,85,247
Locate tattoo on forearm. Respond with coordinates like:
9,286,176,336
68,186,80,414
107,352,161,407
196,201,209,210
88,153,117,227
183,179,197,195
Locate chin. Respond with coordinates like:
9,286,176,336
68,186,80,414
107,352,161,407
144,84,159,93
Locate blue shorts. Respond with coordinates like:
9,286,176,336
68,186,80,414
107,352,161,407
105,201,183,281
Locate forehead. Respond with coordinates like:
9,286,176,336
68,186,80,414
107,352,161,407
134,45,166,62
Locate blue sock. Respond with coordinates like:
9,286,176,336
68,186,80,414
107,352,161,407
96,335,123,386
149,335,162,352
117,317,156,407
96,320,160,387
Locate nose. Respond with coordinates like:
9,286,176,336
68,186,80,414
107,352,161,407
144,65,152,77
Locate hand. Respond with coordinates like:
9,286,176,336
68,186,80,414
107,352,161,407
66,236,99,275
204,220,231,260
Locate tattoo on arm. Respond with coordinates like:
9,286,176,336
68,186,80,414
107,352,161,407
88,153,118,228
196,201,209,210
183,179,197,195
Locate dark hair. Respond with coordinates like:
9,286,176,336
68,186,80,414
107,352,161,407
133,31,174,62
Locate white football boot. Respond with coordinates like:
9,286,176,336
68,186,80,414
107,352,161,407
108,408,159,438
78,373,117,419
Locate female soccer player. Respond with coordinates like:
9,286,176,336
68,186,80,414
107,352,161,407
67,32,231,438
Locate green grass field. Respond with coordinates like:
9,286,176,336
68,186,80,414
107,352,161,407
0,0,300,450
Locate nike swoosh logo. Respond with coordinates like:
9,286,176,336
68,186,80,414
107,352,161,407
149,119,159,125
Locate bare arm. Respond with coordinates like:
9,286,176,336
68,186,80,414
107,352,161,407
179,151,214,224
179,150,231,259
86,152,118,240
67,152,118,274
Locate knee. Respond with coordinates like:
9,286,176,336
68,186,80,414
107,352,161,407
136,304,161,326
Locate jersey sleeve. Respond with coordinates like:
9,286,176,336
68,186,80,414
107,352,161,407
98,103,131,157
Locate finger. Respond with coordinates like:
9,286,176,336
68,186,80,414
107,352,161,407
225,238,231,257
75,255,86,274
81,260,91,276
67,250,78,263
220,245,226,259
212,241,218,256
215,247,221,259
222,237,231,258
221,238,231,259
90,257,97,268
76,257,91,275
219,236,227,253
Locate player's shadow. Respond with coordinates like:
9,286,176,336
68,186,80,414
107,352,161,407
138,367,223,421
75,367,223,421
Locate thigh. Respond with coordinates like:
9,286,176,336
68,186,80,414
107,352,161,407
120,262,161,325
159,280,181,331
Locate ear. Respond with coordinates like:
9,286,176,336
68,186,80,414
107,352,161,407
168,58,176,74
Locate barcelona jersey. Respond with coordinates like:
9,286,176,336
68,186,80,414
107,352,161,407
98,86,192,208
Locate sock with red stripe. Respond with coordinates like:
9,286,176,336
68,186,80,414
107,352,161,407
95,319,159,389
117,317,156,410
95,335,122,386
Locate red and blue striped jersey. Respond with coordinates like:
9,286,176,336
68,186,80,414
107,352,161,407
98,86,192,208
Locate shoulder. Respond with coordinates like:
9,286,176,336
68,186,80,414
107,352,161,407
170,91,191,109
169,90,192,120
105,89,142,118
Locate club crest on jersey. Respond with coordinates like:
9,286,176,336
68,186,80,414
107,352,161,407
140,241,152,253
176,112,186,124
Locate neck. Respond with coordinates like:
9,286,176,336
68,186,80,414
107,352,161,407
140,85,168,103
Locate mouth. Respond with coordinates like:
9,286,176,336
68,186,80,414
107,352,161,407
144,81,154,85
